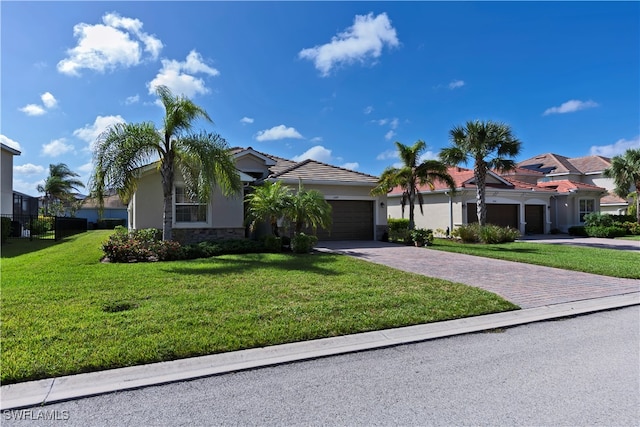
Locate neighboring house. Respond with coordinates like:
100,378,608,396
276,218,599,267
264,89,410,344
387,164,607,235
517,153,629,215
76,192,128,227
1,142,21,216
128,147,387,244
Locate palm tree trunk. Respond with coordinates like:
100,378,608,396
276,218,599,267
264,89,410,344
475,166,487,226
636,188,640,224
408,193,416,230
160,154,175,241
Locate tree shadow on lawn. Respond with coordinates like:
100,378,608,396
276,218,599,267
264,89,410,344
0,236,73,258
163,252,343,277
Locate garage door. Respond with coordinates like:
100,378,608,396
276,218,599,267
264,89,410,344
467,203,519,228
315,200,374,241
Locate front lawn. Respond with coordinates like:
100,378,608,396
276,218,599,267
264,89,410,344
0,231,517,384
429,238,639,279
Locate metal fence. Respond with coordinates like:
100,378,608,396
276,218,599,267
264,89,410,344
1,214,87,241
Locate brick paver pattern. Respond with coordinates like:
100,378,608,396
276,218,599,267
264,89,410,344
317,241,640,309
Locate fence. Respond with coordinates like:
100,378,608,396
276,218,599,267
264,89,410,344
1,214,87,241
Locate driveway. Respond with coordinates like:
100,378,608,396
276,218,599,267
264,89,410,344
315,241,639,309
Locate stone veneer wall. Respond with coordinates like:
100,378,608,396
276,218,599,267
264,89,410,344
172,227,245,245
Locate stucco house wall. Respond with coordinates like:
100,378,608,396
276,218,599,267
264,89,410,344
1,143,20,216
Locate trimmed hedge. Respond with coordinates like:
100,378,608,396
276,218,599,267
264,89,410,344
452,223,521,244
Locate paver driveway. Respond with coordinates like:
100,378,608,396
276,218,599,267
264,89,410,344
316,241,640,309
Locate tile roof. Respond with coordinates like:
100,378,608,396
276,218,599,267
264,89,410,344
517,153,612,175
269,159,380,184
567,155,611,173
536,179,606,193
600,192,629,205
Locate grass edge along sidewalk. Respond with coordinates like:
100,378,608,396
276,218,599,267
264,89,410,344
2,231,516,385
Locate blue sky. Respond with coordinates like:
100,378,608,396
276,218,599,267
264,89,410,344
2,1,639,196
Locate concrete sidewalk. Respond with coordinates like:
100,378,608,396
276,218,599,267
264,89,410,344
2,293,638,411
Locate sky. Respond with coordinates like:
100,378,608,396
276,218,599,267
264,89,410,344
2,1,639,197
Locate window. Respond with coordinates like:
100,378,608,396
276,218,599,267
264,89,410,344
579,199,595,222
175,187,207,223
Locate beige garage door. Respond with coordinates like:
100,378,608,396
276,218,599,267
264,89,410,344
315,200,374,241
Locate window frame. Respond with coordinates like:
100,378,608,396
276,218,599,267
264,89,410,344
578,198,595,223
173,185,210,227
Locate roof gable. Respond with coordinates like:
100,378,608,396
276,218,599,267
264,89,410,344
270,159,379,185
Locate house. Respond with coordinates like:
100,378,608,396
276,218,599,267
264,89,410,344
76,192,128,227
128,147,387,244
386,164,607,235
516,153,629,215
1,142,21,217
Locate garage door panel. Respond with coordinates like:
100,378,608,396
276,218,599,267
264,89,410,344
467,203,519,228
313,200,373,241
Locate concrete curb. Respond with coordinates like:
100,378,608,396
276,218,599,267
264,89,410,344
2,292,638,411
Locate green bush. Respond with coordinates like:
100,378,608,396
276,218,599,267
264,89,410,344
97,218,127,229
410,228,434,246
182,239,265,258
102,228,183,262
568,226,588,236
584,212,612,227
262,235,282,252
1,217,12,244
585,226,627,238
622,221,640,235
452,223,520,244
387,218,411,243
291,232,318,253
28,216,54,235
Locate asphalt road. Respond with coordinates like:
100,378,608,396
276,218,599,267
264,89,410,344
4,306,639,426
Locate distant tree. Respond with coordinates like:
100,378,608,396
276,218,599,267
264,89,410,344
37,163,85,216
440,120,521,226
604,148,640,223
91,85,241,241
372,140,456,230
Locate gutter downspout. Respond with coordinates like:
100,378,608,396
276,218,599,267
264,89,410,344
445,191,453,234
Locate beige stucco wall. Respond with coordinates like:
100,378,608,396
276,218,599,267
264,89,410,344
1,148,15,216
387,192,460,232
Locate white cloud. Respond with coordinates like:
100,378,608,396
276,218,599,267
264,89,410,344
125,94,140,105
19,104,46,116
77,162,94,174
448,80,465,89
299,12,399,76
341,162,359,170
14,163,45,175
0,134,22,151
589,136,640,157
255,125,303,141
310,136,323,143
543,99,599,115
292,145,333,163
389,118,399,129
384,130,396,140
147,50,219,98
41,92,58,108
73,115,126,149
240,117,254,124
363,106,374,115
376,149,398,161
41,138,74,157
419,151,439,162
13,178,43,196
57,12,163,76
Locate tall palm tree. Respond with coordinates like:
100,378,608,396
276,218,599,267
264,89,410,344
604,148,640,223
372,140,456,230
287,182,332,234
91,85,241,241
37,163,85,215
245,181,293,237
439,120,521,226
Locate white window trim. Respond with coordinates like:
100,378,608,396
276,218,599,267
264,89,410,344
578,198,595,223
173,185,212,228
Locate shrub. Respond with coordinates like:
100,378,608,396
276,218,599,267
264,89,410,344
452,223,520,244
262,235,282,252
584,212,612,227
102,228,183,262
585,226,627,238
387,218,411,243
97,218,127,229
410,228,434,246
29,216,54,235
568,226,588,237
291,233,318,253
182,239,265,258
622,221,640,235
1,217,12,244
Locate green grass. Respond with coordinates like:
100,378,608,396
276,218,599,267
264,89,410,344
616,235,640,241
0,231,517,384
429,238,639,279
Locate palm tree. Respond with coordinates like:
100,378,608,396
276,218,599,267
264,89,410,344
91,85,241,241
37,163,85,216
287,182,332,234
439,120,521,226
372,140,456,230
604,148,640,223
245,181,293,237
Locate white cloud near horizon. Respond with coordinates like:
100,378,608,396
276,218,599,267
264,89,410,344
292,145,359,170
147,50,219,98
0,134,22,151
589,136,640,157
543,99,599,115
73,115,126,151
255,125,303,141
19,104,46,116
240,117,254,124
58,12,163,76
41,138,74,157
341,162,359,170
376,149,398,161
299,12,399,76
309,136,323,143
448,80,465,89
14,163,45,175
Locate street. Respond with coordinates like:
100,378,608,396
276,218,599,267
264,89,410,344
3,306,639,426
